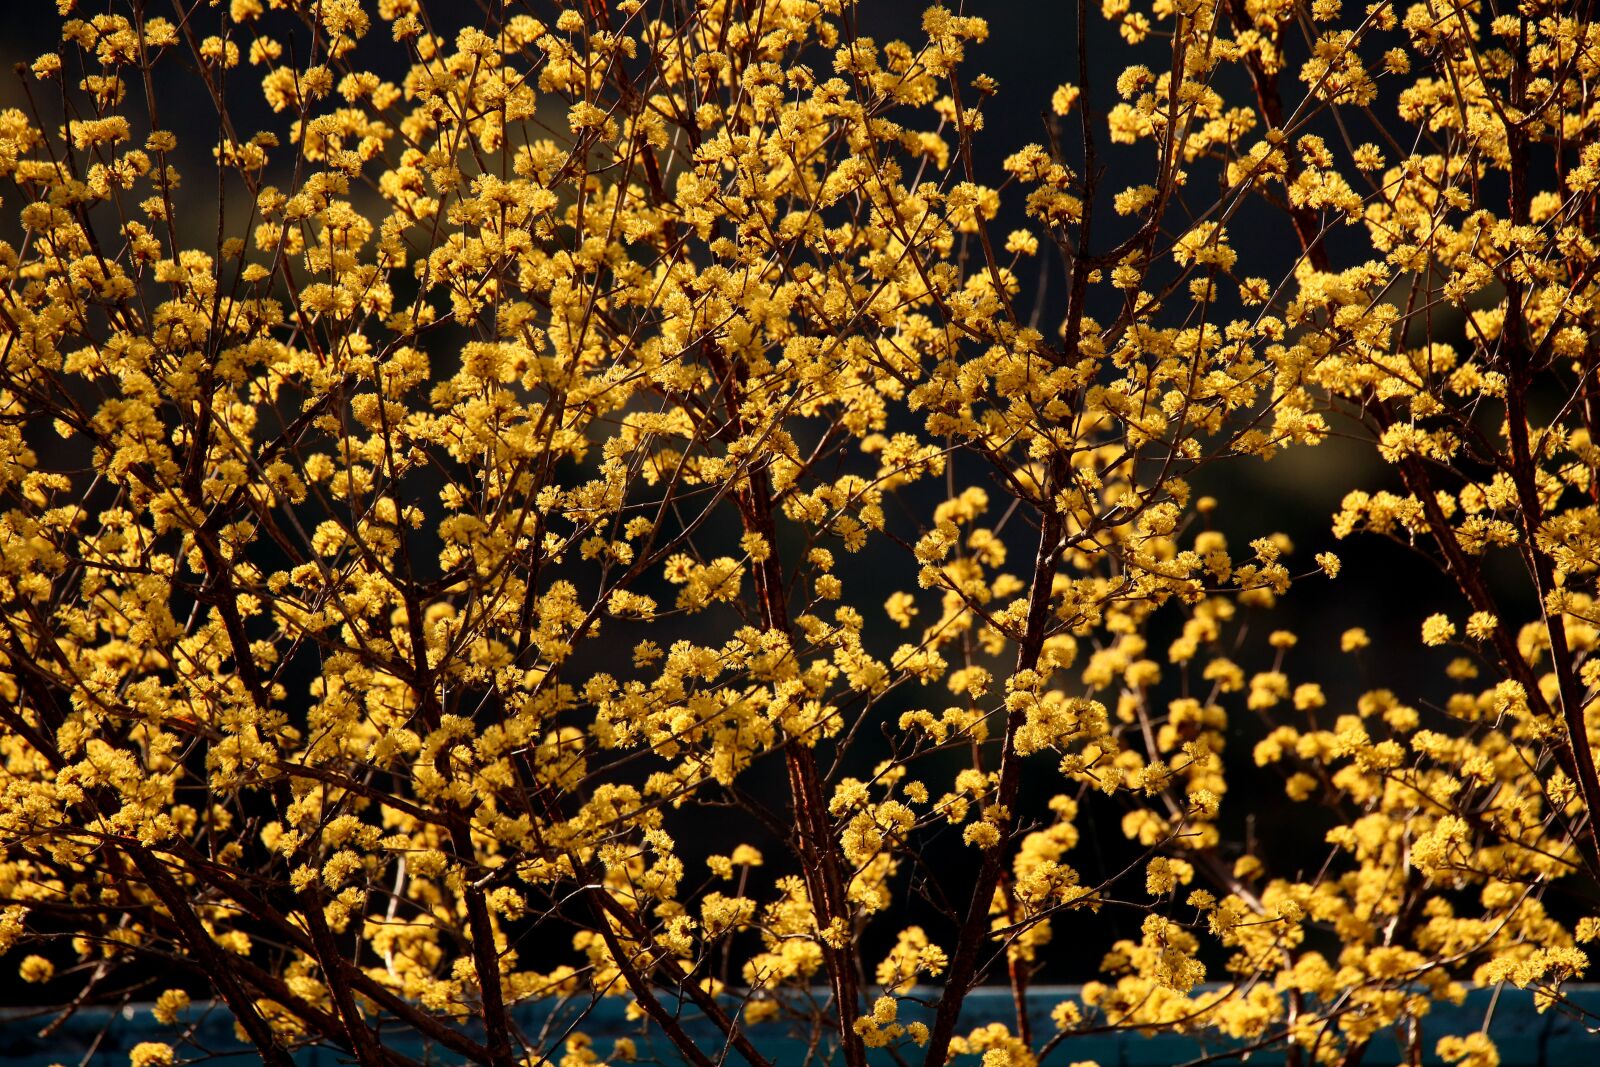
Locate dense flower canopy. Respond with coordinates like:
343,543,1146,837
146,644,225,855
3,1,1600,1065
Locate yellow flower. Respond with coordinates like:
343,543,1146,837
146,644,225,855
18,955,53,983
130,1044,176,1067
152,989,190,1025
1421,614,1456,647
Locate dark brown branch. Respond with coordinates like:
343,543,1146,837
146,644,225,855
126,846,295,1067
923,492,1064,1067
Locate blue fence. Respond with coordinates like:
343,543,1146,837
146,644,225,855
3,986,1597,1065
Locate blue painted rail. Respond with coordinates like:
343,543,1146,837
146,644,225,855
2,986,1596,1065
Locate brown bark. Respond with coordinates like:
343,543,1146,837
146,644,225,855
923,500,1064,1067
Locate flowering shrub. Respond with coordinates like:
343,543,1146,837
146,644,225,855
2,1,1599,1065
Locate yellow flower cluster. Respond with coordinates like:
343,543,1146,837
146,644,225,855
2,1,1599,1065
